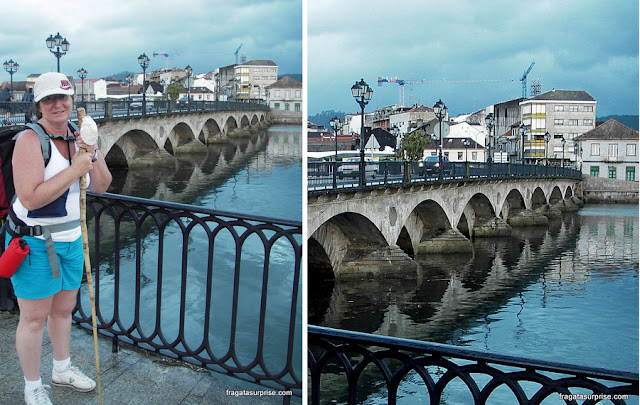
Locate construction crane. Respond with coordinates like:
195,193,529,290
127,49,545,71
520,61,535,98
378,77,425,106
153,52,181,70
378,76,515,106
235,44,243,65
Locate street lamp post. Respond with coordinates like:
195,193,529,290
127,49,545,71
433,99,447,180
46,32,70,72
126,75,133,115
561,136,566,167
138,53,150,115
485,112,494,164
185,65,192,110
519,124,526,164
330,116,343,162
351,78,373,187
544,131,551,165
3,59,19,99
330,116,343,188
77,68,87,103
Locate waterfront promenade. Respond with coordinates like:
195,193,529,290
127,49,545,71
0,311,285,404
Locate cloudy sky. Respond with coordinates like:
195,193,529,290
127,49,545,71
0,0,302,81
308,0,639,117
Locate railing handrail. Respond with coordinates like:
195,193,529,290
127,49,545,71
77,192,302,401
91,192,302,228
308,160,582,193
309,325,639,404
309,325,639,383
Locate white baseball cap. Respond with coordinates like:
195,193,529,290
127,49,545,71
34,72,74,102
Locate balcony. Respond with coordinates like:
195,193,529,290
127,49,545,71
604,154,623,163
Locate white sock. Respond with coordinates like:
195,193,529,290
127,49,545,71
53,357,71,373
24,377,42,394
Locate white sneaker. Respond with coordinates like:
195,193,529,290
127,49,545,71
24,385,52,405
51,364,96,392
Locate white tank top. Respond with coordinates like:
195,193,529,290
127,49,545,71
12,138,90,242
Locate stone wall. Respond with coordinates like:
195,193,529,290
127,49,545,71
269,109,302,125
581,174,639,203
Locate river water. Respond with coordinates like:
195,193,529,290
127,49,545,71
82,125,302,389
309,204,639,404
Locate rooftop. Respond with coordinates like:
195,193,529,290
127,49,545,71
575,119,639,141
527,89,596,102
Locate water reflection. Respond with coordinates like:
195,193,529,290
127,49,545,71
310,205,639,403
310,205,637,366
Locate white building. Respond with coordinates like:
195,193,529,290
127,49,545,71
576,119,639,181
520,89,596,165
266,75,302,112
235,59,278,102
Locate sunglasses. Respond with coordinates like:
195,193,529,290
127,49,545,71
40,94,71,104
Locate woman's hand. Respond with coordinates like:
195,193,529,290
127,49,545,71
75,132,98,154
71,149,94,177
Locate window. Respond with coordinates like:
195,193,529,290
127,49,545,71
568,119,579,126
626,144,637,156
554,119,564,125
274,90,280,97
274,102,280,109
569,105,579,112
609,144,618,158
472,152,478,160
626,167,636,181
584,106,593,112
591,143,600,156
554,134,563,139
608,166,617,179
295,90,301,98
458,152,464,160
295,103,300,112
555,105,564,112
590,166,599,177
583,119,593,126
285,103,290,111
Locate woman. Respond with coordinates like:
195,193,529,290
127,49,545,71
7,72,112,405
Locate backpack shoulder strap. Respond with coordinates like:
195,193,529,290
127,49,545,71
68,121,79,132
24,123,52,166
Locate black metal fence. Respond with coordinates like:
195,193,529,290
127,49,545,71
308,161,582,191
0,99,269,126
76,192,302,400
309,326,639,405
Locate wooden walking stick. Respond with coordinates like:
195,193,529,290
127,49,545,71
76,107,102,404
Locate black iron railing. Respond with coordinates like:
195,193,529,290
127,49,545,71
308,326,639,405
75,192,302,400
0,100,269,127
308,161,582,192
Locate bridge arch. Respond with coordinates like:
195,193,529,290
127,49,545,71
106,129,174,168
310,212,389,279
499,189,527,219
531,187,547,209
399,199,452,256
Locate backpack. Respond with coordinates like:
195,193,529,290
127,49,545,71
0,121,78,311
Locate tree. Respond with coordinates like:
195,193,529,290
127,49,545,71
397,129,428,161
165,82,182,101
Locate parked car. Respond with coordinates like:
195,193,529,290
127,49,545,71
337,158,379,178
176,96,190,107
418,155,450,176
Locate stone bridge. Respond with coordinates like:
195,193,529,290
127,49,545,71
90,109,269,168
308,177,583,280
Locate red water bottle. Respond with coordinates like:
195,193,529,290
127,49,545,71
0,237,29,278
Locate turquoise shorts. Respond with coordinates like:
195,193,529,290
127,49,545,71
7,234,84,300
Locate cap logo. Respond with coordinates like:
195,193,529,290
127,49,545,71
60,80,72,90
